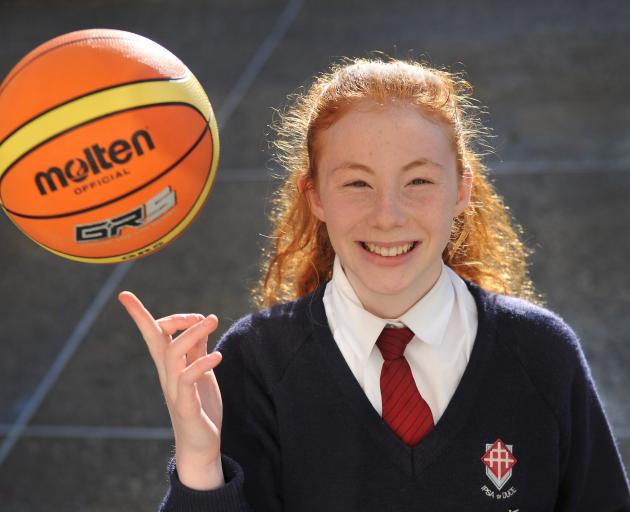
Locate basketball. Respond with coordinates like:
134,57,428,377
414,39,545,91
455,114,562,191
0,28,219,263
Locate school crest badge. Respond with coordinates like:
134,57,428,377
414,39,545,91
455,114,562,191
481,438,517,490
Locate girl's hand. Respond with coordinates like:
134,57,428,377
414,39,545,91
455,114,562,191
118,291,225,489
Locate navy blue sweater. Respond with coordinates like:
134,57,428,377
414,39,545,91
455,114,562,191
160,279,630,511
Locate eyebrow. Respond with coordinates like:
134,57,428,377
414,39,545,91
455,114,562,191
331,158,444,174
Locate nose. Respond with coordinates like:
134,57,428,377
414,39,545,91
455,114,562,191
369,186,407,230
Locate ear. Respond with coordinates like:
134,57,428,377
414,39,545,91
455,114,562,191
454,165,473,217
300,177,326,222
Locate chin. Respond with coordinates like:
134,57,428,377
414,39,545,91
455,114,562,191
364,279,413,297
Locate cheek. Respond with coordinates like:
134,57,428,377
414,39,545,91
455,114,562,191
322,191,368,221
323,202,358,236
407,190,457,228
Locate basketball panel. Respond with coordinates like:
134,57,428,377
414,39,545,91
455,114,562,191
6,127,214,261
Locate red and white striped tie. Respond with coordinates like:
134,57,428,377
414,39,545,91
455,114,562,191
376,326,434,446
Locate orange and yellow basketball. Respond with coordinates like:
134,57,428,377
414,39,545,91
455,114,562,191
0,29,219,263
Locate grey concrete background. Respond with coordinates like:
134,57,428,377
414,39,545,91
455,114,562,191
0,0,628,510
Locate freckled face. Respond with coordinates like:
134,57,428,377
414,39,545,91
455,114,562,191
306,101,471,317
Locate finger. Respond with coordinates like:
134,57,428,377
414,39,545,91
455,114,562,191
196,349,221,421
186,337,208,367
157,314,205,336
175,351,223,417
119,291,170,387
165,315,218,402
169,314,218,360
118,291,162,342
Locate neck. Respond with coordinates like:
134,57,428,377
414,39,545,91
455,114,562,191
346,262,443,319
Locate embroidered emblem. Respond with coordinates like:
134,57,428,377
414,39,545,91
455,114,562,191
481,438,517,490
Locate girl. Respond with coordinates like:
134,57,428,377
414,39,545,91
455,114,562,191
119,57,630,511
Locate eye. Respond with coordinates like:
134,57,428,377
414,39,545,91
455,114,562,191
409,178,432,186
345,180,369,188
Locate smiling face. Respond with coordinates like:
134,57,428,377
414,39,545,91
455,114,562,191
306,100,472,318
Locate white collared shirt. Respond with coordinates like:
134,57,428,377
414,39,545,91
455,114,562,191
322,255,478,423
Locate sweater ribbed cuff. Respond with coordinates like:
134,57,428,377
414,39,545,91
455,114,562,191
160,454,250,511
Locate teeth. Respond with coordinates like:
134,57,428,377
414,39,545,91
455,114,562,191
363,242,415,257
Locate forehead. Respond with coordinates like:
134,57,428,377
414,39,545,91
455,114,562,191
315,100,456,170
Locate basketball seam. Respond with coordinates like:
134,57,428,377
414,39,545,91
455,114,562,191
3,105,210,219
0,34,185,97
0,77,184,148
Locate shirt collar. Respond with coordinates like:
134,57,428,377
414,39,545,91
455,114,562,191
329,254,455,359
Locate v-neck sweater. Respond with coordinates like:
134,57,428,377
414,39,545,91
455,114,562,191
160,279,630,512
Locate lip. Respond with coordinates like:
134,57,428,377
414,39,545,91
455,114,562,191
357,240,420,266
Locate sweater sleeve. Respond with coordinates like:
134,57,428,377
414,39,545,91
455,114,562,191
555,331,630,511
158,316,283,512
160,454,251,512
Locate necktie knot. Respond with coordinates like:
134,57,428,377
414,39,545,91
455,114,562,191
376,326,415,361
